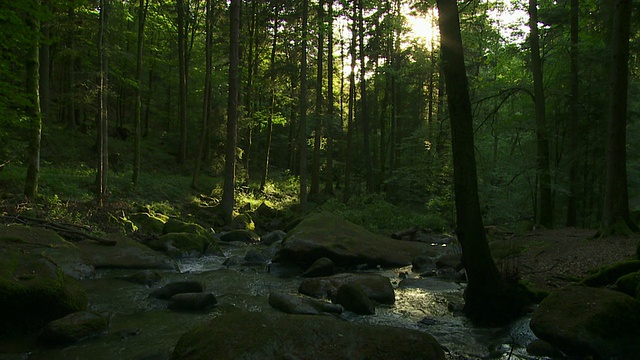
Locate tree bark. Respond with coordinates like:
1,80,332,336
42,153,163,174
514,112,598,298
310,0,324,198
343,10,357,203
601,0,638,233
96,0,109,202
529,0,553,228
567,0,579,227
358,0,374,192
222,0,241,223
298,0,309,205
177,0,188,165
437,0,530,326
133,0,148,185
324,0,335,194
25,1,42,199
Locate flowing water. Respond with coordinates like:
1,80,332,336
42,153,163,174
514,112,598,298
1,245,542,360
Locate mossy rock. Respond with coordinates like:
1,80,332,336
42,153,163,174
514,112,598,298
581,260,640,287
171,309,445,360
0,225,89,335
39,311,108,345
616,271,640,297
231,213,255,231
219,229,260,243
146,232,210,258
162,219,214,241
129,213,167,234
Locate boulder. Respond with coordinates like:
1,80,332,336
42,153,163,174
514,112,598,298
171,310,445,360
261,230,286,246
616,271,640,297
298,273,395,305
530,286,640,359
268,292,343,315
38,311,108,345
163,219,215,241
243,248,267,266
231,213,255,230
146,232,210,258
301,257,335,278
129,212,167,234
168,293,218,312
116,270,162,286
335,283,375,315
0,225,88,335
78,234,176,270
273,212,436,268
581,259,640,287
219,229,260,243
149,281,204,299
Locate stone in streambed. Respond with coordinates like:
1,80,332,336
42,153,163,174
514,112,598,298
149,281,204,299
168,293,217,312
298,272,395,305
38,311,108,345
301,257,335,278
335,283,375,315
268,292,343,315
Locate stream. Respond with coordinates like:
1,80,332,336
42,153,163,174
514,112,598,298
3,244,542,360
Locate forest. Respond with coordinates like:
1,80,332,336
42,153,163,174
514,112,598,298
1,0,639,231
2,0,640,358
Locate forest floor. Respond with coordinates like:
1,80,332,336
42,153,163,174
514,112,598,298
505,228,638,292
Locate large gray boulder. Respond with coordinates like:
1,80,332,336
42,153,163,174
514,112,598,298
273,212,436,268
170,310,445,360
78,234,176,270
530,286,640,359
298,273,395,305
38,311,108,345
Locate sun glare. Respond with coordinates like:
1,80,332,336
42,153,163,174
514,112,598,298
404,7,439,51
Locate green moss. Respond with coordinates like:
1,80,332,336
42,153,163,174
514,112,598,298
581,260,640,287
129,212,167,234
148,232,209,258
616,271,640,297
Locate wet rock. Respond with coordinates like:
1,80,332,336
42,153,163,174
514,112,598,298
243,248,267,265
117,270,162,286
298,273,395,305
435,253,462,271
39,311,108,345
335,283,375,315
149,281,204,299
78,234,177,270
526,339,561,358
530,286,640,359
301,257,335,278
168,292,217,312
268,292,343,315
261,230,286,245
146,232,210,258
171,310,445,360
219,229,260,243
273,212,436,268
412,255,436,273
0,225,88,335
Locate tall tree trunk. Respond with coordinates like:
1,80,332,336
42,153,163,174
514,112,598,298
66,6,76,130
437,0,530,326
25,1,42,199
358,0,374,192
192,0,213,189
97,0,109,202
567,0,579,227
39,0,51,126
260,4,280,192
298,0,309,205
529,0,553,228
177,0,188,165
310,0,324,198
343,11,357,203
222,0,241,223
133,0,148,185
601,0,638,234
324,0,335,194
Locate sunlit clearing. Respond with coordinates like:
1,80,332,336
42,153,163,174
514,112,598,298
487,1,529,44
404,7,439,51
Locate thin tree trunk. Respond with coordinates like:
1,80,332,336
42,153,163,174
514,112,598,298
310,0,324,198
567,0,579,226
66,6,76,130
343,10,357,203
222,0,241,223
192,0,213,189
358,0,374,192
529,0,553,228
25,2,42,199
97,0,109,202
177,0,188,165
601,0,638,233
298,0,309,205
39,0,51,126
260,4,280,192
133,0,148,185
324,0,334,194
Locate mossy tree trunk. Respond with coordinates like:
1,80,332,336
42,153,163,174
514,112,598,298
437,0,530,326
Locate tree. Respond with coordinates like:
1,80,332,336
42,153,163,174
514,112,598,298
529,0,553,228
24,0,42,199
177,0,188,165
96,0,110,202
566,0,579,227
600,0,638,234
222,0,241,223
358,0,374,192
133,0,148,185
310,0,324,198
298,0,309,205
437,0,530,326
323,0,335,194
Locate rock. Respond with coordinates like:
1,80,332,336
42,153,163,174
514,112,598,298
616,271,640,297
298,273,395,305
335,283,375,315
171,310,445,360
261,230,286,245
168,293,217,312
116,270,162,286
530,286,640,358
146,232,210,258
231,213,255,230
219,229,260,243
129,212,167,234
412,255,436,273
78,234,176,270
301,257,335,278
581,259,640,287
39,311,108,345
435,253,462,270
243,248,267,265
526,339,561,358
162,219,213,239
273,212,437,268
0,225,88,335
149,281,204,299
268,292,343,315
